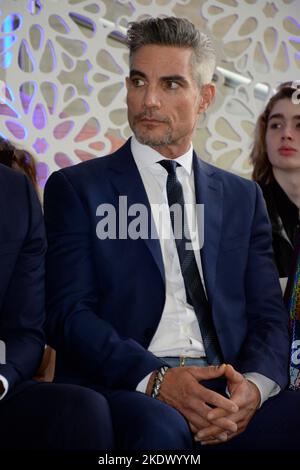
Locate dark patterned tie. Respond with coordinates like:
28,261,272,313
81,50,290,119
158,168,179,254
159,159,222,365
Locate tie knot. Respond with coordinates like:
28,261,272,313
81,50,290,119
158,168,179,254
158,159,179,175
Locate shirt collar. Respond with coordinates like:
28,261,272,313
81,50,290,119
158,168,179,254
131,135,193,175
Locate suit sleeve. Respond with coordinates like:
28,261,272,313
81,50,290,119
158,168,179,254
44,170,163,390
237,182,289,389
0,176,46,391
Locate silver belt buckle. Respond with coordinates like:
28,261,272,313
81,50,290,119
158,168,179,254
179,356,186,367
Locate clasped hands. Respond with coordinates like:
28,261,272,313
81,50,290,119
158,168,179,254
148,363,261,445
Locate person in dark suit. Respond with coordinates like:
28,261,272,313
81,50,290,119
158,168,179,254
0,135,56,383
0,160,114,450
44,17,300,451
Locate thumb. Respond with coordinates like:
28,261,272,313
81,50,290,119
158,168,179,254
223,364,244,384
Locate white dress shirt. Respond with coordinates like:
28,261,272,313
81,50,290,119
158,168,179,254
131,136,280,404
132,135,206,358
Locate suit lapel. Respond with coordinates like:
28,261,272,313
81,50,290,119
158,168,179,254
193,153,223,302
108,140,165,282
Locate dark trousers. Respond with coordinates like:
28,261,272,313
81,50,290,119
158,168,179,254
91,387,193,451
0,380,114,450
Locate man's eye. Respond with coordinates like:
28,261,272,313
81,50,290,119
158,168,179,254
167,81,179,90
132,78,145,87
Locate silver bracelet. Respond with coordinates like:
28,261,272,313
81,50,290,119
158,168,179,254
151,365,170,399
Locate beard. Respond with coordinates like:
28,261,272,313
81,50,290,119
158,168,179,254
131,112,174,148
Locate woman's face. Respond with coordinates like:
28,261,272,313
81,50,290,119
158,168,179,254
266,98,300,172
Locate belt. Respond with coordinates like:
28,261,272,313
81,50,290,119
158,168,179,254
160,356,208,367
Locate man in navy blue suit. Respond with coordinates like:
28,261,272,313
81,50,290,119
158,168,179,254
0,161,114,450
44,17,300,451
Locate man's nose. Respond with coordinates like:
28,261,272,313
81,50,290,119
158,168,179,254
143,85,161,109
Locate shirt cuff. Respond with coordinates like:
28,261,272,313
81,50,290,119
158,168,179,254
243,372,281,407
136,372,153,394
0,374,9,400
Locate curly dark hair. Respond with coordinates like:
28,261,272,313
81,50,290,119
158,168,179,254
0,136,38,188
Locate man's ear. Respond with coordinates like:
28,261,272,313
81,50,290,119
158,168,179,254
198,83,215,113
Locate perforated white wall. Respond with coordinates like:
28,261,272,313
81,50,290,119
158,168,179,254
0,0,299,186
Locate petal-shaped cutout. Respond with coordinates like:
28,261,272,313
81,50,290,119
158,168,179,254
56,36,86,58
238,17,257,37
224,38,251,58
29,24,44,50
1,14,21,33
32,137,48,154
62,52,74,69
20,81,37,114
88,141,105,151
63,86,75,102
215,117,241,142
0,83,14,103
212,14,238,39
33,103,47,130
84,3,101,13
55,152,74,168
5,120,26,139
40,39,56,73
98,82,123,107
289,38,300,53
53,120,74,139
93,73,109,83
41,81,58,114
74,117,100,142
48,15,70,34
274,41,289,72
59,98,89,118
18,39,35,72
284,16,300,35
96,49,123,74
74,149,96,161
27,0,43,15
212,141,227,150
264,27,278,53
0,102,18,118
69,12,96,38
106,133,125,153
225,98,254,118
109,108,127,126
254,41,270,73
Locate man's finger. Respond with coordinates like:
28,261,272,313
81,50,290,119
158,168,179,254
223,364,244,384
197,383,239,413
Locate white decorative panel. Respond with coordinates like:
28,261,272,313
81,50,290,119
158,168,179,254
202,0,300,175
0,0,299,185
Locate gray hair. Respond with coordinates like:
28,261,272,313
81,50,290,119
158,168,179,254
126,16,216,86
